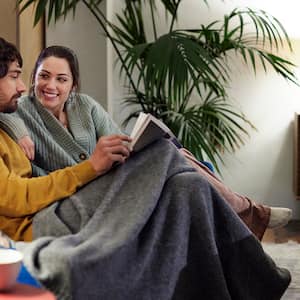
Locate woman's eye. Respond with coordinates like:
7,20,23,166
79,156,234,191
58,78,67,83
39,74,48,79
9,72,19,79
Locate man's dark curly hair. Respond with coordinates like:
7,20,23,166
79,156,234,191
0,37,23,78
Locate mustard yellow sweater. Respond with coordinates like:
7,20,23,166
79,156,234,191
0,128,97,241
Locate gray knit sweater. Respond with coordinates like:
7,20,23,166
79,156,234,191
0,94,121,175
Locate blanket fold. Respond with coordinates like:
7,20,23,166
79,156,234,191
16,139,290,300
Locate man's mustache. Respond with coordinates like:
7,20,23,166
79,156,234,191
13,93,22,100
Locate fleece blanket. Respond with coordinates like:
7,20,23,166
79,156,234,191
16,139,291,300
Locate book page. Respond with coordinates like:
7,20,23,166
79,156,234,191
130,112,148,139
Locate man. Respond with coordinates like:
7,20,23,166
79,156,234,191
0,37,131,242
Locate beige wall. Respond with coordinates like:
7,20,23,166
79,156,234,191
0,1,17,44
0,0,44,89
19,5,44,88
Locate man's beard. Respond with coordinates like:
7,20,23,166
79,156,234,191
2,95,20,113
3,104,17,113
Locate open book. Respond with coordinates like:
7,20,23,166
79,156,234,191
129,112,176,152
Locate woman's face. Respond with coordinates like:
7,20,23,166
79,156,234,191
34,56,74,114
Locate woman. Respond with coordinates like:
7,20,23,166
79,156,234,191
0,45,291,240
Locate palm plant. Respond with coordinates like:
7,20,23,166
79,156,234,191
17,0,298,171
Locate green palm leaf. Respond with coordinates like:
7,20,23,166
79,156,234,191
18,0,103,24
122,31,228,103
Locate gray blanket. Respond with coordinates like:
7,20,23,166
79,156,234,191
16,140,290,300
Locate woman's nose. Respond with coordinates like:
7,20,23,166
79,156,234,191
45,78,57,89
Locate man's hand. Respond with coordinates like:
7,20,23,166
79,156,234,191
18,135,35,161
89,134,132,175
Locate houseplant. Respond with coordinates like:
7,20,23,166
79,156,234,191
17,0,298,171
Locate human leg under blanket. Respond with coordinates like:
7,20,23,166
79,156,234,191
179,148,292,240
13,140,290,300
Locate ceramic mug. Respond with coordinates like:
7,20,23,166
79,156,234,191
0,249,23,291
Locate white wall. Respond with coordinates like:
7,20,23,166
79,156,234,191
220,46,300,217
107,0,300,218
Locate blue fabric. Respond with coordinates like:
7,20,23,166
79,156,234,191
17,264,41,287
201,161,214,172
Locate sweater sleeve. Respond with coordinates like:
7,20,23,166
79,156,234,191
0,112,29,141
0,159,97,218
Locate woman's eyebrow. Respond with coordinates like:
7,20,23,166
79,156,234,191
57,73,72,77
40,69,71,77
39,69,50,74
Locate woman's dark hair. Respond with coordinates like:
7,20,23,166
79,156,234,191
30,45,80,95
0,37,23,78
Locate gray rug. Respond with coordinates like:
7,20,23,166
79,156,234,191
263,241,300,299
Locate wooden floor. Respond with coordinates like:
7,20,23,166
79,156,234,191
262,220,300,300
263,220,300,243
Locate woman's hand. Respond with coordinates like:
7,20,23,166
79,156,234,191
89,134,132,175
18,135,35,161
